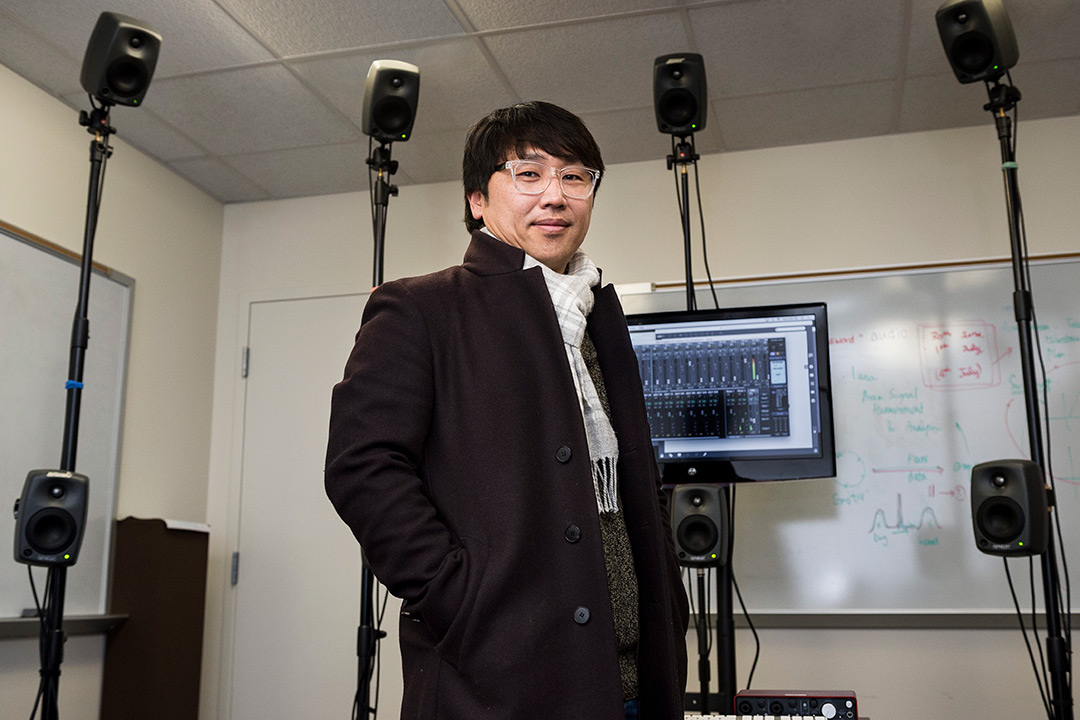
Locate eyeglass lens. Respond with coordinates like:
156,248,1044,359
510,162,596,198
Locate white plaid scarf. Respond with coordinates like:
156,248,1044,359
524,251,620,513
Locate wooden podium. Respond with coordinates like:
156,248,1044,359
100,517,209,720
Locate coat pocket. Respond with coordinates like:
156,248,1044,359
429,537,490,670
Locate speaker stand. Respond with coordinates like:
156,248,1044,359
366,142,398,290
352,139,399,720
667,133,739,712
666,136,700,311
983,78,1073,720
26,105,114,720
691,570,712,711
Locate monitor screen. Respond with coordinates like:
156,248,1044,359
626,302,835,482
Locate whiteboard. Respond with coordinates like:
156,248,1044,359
619,256,1080,614
0,224,132,618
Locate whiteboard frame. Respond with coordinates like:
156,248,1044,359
0,219,134,628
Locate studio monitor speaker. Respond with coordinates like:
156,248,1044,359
971,459,1047,556
936,0,1018,84
14,470,89,566
653,53,707,135
80,12,162,106
362,60,420,143
670,484,727,567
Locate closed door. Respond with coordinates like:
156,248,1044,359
230,294,402,719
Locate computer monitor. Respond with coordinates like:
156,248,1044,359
626,302,835,483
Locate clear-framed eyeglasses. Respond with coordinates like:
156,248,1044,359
495,160,601,199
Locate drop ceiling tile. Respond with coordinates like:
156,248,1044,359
56,90,209,160
907,0,1080,78
579,107,670,166
223,142,370,198
146,64,361,156
482,13,690,112
290,37,516,135
218,0,465,56
389,127,469,185
897,73,998,134
454,0,677,31
579,106,724,167
0,11,83,95
688,0,906,97
0,0,274,78
169,156,270,203
900,59,1080,134
716,81,898,151
1007,0,1080,63
1,0,1076,205
906,0,965,78
109,109,210,161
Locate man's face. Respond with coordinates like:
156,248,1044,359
467,147,594,273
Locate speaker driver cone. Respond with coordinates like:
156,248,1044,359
677,515,718,555
26,509,77,554
952,33,994,74
373,96,413,133
977,497,1024,543
107,57,148,97
659,89,697,127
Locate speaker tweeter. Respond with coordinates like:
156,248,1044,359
13,470,90,567
362,60,420,143
970,459,1047,556
670,484,727,567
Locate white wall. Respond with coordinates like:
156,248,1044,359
206,114,1078,720
0,64,223,719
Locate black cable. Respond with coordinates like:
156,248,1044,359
1006,71,1018,158
705,567,714,654
1030,557,1053,710
371,581,389,720
27,567,46,720
730,566,759,691
727,486,760,690
368,136,377,230
671,136,685,221
1005,558,1053,718
685,566,696,616
727,485,737,570
689,142,719,311
1009,93,1073,685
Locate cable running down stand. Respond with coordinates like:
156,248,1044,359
983,78,1073,720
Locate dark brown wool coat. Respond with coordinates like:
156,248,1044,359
326,231,689,719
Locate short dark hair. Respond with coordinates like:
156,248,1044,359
462,101,605,232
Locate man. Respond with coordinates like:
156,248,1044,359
325,101,688,720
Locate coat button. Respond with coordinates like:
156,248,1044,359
555,445,572,463
564,525,581,543
574,606,591,625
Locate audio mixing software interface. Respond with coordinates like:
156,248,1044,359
628,310,824,462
